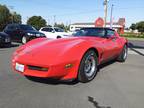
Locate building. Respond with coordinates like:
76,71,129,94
70,18,125,34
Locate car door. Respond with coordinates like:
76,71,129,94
13,25,23,41
48,28,56,38
101,29,119,61
41,28,55,38
4,25,15,41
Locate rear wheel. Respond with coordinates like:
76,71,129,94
117,45,128,62
57,36,61,39
78,50,98,83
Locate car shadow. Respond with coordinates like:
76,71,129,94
25,60,117,85
128,42,144,56
0,43,20,49
128,42,144,49
25,76,79,85
88,96,111,108
98,59,116,72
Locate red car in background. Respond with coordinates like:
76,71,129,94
12,27,128,83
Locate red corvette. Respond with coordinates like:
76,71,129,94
12,28,128,83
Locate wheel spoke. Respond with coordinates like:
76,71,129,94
84,54,96,77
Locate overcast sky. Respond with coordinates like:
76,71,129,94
0,0,144,27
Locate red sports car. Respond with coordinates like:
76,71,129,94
12,27,128,83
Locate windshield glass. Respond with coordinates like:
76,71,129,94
54,28,64,32
73,28,106,37
20,25,36,31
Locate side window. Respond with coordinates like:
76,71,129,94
4,25,9,31
49,28,53,32
15,25,20,30
41,28,47,31
106,29,115,37
8,25,15,30
41,28,53,32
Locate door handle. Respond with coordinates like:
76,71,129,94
112,37,117,42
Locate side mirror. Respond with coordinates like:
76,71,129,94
52,30,55,33
16,28,20,31
109,36,117,40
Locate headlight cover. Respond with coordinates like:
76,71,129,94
27,33,34,36
36,33,41,37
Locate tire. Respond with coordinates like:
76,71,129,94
6,42,11,48
117,45,128,62
78,50,98,83
57,36,61,39
22,36,27,44
0,42,11,48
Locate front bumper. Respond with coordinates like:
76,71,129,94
12,58,79,80
0,37,11,44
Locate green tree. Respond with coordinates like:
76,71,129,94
27,16,47,30
54,23,70,32
64,25,70,32
11,12,22,24
54,23,65,29
0,4,11,31
130,23,136,30
136,21,144,33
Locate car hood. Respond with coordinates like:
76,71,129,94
16,37,104,65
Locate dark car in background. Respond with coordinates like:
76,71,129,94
0,32,11,47
3,24,46,44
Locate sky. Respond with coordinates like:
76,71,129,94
0,0,144,27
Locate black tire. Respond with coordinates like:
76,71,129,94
0,42,11,48
78,50,98,83
6,42,11,48
57,36,61,39
117,45,128,62
22,36,27,44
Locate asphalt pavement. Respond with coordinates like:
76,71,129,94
0,42,144,108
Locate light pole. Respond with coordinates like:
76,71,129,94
110,4,114,28
103,0,109,27
47,18,50,26
53,15,56,27
8,6,14,23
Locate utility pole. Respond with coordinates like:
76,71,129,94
103,0,108,27
47,18,50,26
53,15,56,27
110,4,114,28
8,6,14,23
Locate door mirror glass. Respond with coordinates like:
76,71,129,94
52,30,55,33
108,36,117,40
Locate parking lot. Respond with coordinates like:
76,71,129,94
0,41,144,108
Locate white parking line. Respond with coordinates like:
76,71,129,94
128,48,144,55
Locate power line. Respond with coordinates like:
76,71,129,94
114,7,144,10
43,7,144,17
110,4,114,28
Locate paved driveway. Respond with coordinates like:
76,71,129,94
0,42,144,108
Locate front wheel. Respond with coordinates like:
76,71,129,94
78,50,98,83
22,36,27,44
117,45,128,62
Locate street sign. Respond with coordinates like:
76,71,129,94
95,17,104,27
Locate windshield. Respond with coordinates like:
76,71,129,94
54,28,64,32
20,25,36,31
73,28,106,37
